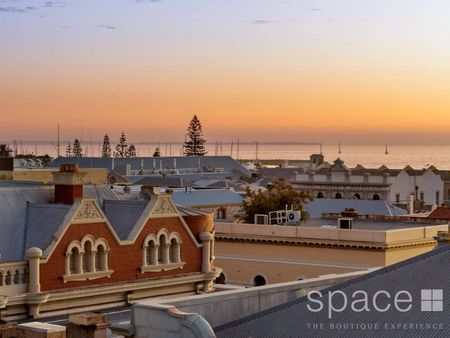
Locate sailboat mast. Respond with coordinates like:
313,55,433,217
57,124,61,157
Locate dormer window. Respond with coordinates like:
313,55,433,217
141,230,184,273
63,236,112,282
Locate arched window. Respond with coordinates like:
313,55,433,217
317,192,324,198
373,194,380,200
141,232,185,273
70,247,80,274
253,275,267,287
335,193,342,199
146,240,158,266
354,193,361,200
64,238,111,281
215,272,226,285
158,234,169,264
83,241,94,273
169,238,181,263
95,245,106,271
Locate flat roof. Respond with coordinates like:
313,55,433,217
302,218,448,231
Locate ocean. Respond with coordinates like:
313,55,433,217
10,142,450,170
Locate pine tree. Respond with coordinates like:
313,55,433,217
114,132,128,158
73,139,83,157
184,115,207,156
127,144,137,158
65,142,72,157
153,147,161,157
101,134,111,158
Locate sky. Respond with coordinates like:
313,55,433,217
1,0,450,145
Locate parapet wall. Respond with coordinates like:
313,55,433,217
215,222,448,245
132,269,374,333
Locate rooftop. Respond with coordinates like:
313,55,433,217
215,244,450,337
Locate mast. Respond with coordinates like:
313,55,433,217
385,144,389,155
57,124,61,157
338,142,342,154
237,139,240,160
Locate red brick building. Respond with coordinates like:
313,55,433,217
0,165,219,320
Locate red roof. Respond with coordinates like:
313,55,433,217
427,207,450,220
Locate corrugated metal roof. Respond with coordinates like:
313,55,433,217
48,156,251,177
133,176,193,188
103,200,148,240
306,198,407,219
0,187,54,262
171,189,244,207
0,184,117,263
24,204,72,254
215,245,450,338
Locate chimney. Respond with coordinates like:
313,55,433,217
52,164,86,204
408,194,415,214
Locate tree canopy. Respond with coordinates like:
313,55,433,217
242,180,311,224
72,139,83,157
0,144,13,158
153,147,161,157
102,134,111,158
127,144,137,158
184,115,207,156
114,132,128,158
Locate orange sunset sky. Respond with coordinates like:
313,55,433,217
1,0,449,144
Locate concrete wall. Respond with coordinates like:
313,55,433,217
132,269,373,333
214,241,381,285
213,222,446,285
215,222,448,244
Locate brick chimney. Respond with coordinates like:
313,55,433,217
52,164,86,204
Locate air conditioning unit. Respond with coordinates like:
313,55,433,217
338,217,353,229
286,211,301,224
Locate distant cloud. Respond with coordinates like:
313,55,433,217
0,6,36,13
98,24,121,30
310,8,321,12
134,0,162,3
0,0,65,14
251,19,275,25
43,1,65,8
